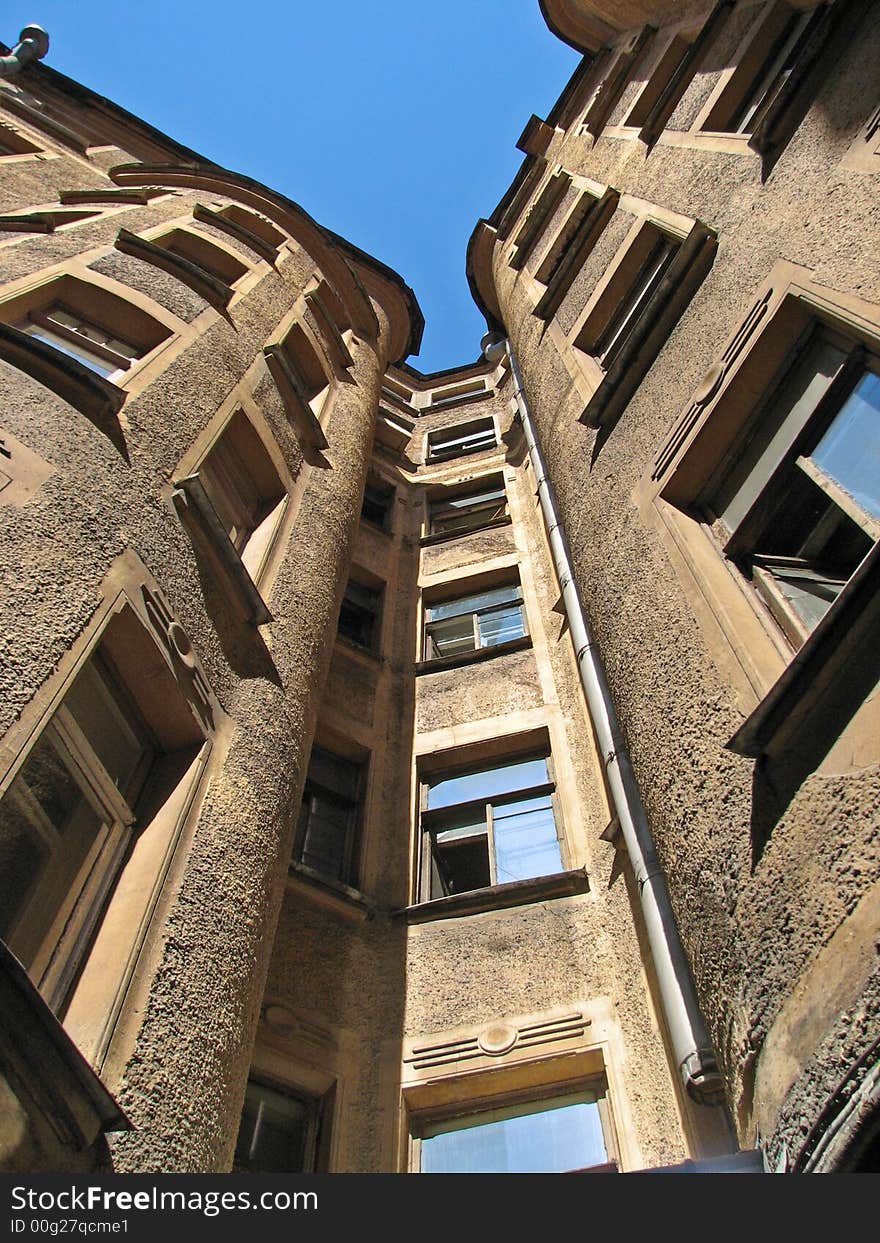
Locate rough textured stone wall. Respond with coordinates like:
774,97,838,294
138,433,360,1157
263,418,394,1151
490,1,880,1161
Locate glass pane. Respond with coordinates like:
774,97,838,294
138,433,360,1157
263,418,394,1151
492,795,562,883
421,1097,606,1174
20,324,117,377
444,488,504,511
0,731,105,951
307,747,361,801
713,337,848,534
296,793,352,881
428,586,520,622
427,614,475,659
235,1081,315,1173
478,604,525,647
810,371,880,522
0,793,49,940
427,756,549,810
64,657,151,801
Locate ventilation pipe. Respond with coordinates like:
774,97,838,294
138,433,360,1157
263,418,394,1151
482,330,724,1105
0,25,49,77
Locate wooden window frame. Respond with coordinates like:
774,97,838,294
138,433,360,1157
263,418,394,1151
566,211,717,430
421,581,528,663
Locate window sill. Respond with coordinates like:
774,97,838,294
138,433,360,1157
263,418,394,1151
396,866,589,924
420,516,512,547
286,862,377,922
334,635,383,667
415,635,532,676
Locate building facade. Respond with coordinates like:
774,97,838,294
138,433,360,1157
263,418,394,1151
0,0,877,1174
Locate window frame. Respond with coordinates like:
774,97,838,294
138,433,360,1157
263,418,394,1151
647,261,880,757
410,1079,615,1174
0,578,214,1048
425,416,498,464
336,577,384,656
417,748,567,904
566,212,717,430
234,1074,334,1174
420,579,529,667
292,744,367,890
424,476,509,542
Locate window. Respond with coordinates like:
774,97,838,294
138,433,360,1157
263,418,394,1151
700,328,879,648
16,305,142,379
337,578,382,653
426,417,497,463
264,320,333,437
413,1086,610,1174
293,746,364,886
361,479,395,531
0,611,205,1015
0,120,41,156
234,1078,325,1173
427,480,508,537
191,410,287,582
423,583,526,661
419,752,564,900
508,172,571,271
572,215,716,430
576,231,679,371
624,34,692,130
722,4,822,135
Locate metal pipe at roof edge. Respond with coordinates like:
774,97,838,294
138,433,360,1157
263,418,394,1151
482,330,726,1108
0,26,50,77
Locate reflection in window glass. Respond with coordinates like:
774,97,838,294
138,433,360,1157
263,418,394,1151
427,757,548,810
235,1079,318,1173
420,1093,606,1173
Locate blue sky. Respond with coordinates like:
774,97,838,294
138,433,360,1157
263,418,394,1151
10,2,580,371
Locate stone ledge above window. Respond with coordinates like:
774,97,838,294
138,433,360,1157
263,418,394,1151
115,228,236,313
171,474,273,626
415,634,532,676
396,866,589,924
0,319,125,443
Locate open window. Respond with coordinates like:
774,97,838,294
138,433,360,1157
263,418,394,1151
418,749,564,901
0,604,206,1018
699,327,878,648
293,745,366,887
422,580,527,664
425,476,508,539
0,273,173,434
234,1076,332,1173
653,264,880,757
426,417,497,464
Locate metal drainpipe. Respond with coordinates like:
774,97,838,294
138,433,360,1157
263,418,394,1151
0,25,50,77
483,331,724,1105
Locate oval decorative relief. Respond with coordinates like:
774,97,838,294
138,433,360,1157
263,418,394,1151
478,1023,518,1056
